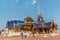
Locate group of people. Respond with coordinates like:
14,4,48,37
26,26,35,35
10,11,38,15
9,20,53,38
20,31,35,38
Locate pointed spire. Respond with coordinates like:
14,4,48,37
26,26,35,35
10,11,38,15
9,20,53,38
37,3,44,22
38,3,42,18
38,3,40,14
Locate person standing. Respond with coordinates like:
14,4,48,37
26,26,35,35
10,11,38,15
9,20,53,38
21,30,24,38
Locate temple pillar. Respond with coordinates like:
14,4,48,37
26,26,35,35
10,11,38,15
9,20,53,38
46,29,49,34
52,28,54,33
48,29,50,34
45,28,47,34
42,28,46,34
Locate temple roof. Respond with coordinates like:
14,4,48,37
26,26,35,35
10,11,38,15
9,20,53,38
24,17,34,21
33,22,52,28
7,20,24,27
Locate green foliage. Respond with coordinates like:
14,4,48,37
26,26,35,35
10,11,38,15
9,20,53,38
0,31,2,34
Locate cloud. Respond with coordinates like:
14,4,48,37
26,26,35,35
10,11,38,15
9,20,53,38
32,0,37,5
16,0,19,3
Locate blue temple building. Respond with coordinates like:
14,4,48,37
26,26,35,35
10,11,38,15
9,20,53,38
5,12,58,34
5,4,58,34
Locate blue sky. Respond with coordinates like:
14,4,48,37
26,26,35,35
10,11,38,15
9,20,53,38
0,0,60,30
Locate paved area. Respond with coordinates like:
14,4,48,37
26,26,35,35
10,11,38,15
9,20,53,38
0,34,60,40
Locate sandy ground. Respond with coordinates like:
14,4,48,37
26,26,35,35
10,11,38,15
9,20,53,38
0,34,60,40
